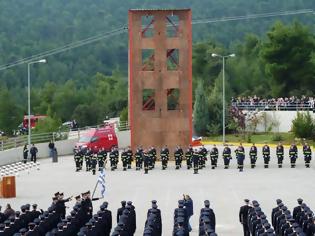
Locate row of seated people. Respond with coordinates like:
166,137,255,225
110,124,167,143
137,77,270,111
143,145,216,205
272,198,315,236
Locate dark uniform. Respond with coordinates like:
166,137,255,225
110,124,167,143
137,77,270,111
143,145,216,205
143,151,150,174
161,148,169,170
148,148,155,170
303,144,312,168
200,200,216,232
174,147,182,170
262,144,270,168
146,200,162,236
135,148,143,170
90,148,98,175
74,149,83,172
113,147,119,170
235,144,245,172
178,147,183,168
223,145,232,169
150,147,157,169
192,150,199,174
109,148,116,171
185,148,193,170
289,143,298,168
121,150,128,171
85,148,93,172
210,145,219,169
249,144,257,168
276,143,284,168
200,146,208,169
239,199,251,236
97,148,107,171
127,147,133,169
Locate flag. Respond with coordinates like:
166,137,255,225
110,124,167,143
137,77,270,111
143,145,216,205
98,168,106,197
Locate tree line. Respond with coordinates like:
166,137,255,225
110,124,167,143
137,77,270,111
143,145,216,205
0,0,315,134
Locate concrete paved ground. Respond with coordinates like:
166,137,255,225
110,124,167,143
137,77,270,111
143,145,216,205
2,145,315,236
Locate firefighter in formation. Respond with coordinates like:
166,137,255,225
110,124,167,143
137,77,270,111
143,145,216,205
74,143,312,172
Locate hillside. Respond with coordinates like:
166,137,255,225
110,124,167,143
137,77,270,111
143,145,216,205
0,0,315,133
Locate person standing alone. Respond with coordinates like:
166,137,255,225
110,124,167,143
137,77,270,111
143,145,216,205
30,144,38,163
183,194,194,232
23,145,28,163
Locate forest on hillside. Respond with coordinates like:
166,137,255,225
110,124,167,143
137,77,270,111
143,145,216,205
0,0,315,134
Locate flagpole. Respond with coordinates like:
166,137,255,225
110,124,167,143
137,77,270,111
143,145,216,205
91,180,99,199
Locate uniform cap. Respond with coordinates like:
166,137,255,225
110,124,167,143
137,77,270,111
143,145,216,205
32,204,37,208
75,195,81,200
204,200,210,206
102,201,108,207
127,201,132,205
292,223,299,228
151,200,157,204
54,192,60,196
121,200,126,205
4,220,10,225
244,199,250,203
276,199,282,204
19,228,28,233
297,198,303,204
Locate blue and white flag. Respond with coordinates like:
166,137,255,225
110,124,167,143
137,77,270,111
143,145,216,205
98,168,106,197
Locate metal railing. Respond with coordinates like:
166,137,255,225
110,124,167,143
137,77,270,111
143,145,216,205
0,121,130,151
232,102,315,111
0,132,68,151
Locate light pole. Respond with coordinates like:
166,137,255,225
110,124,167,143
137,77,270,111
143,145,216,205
27,59,46,147
211,53,235,143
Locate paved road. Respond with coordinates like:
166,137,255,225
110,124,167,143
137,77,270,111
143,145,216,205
3,145,315,236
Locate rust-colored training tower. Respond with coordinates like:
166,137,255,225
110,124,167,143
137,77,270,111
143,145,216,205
128,9,192,152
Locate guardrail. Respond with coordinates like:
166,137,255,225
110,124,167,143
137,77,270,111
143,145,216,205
232,103,315,111
0,121,130,151
0,132,68,151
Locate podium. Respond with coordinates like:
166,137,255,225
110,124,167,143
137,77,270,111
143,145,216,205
0,176,16,198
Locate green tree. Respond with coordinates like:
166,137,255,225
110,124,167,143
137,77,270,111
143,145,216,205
261,21,315,96
291,112,315,139
33,116,62,133
193,81,210,136
0,87,21,134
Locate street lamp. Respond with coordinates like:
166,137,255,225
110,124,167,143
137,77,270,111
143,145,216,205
27,59,46,147
211,53,235,143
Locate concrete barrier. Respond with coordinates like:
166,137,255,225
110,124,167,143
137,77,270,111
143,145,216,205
117,130,131,148
0,130,130,166
0,139,78,166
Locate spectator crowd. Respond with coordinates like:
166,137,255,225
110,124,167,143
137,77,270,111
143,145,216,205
231,96,315,111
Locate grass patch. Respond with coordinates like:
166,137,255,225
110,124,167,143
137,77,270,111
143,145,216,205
204,132,314,146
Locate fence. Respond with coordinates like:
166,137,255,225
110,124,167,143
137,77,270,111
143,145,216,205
0,132,68,151
0,121,130,151
233,102,315,112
